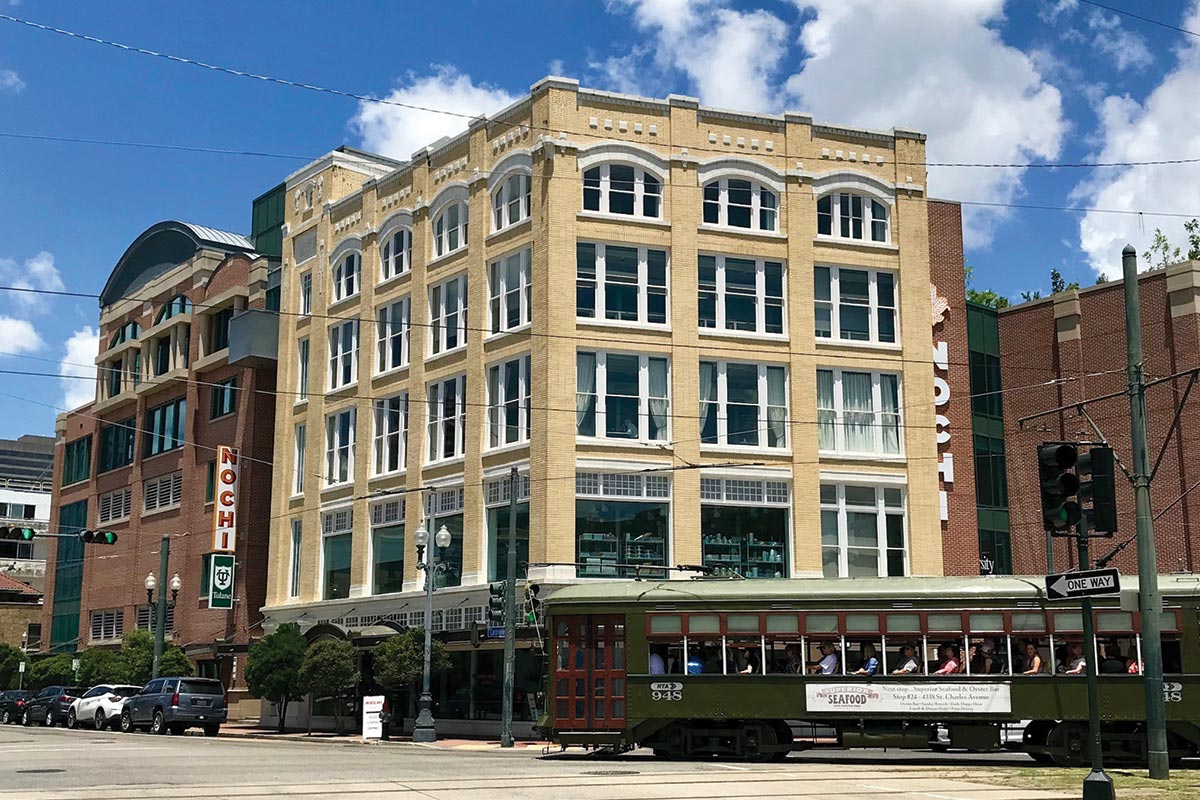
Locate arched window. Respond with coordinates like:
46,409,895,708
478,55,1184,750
492,172,531,232
817,193,890,243
703,178,778,232
108,321,140,349
332,251,361,303
154,295,191,324
380,228,411,282
433,201,469,258
583,163,662,219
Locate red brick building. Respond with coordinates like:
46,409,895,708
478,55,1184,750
44,219,280,713
998,259,1200,575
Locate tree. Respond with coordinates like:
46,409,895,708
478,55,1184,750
372,628,450,715
1095,274,1110,285
963,264,1010,309
299,639,358,735
1049,268,1079,294
77,647,127,687
28,654,76,690
157,647,194,679
1144,227,1181,268
0,643,24,690
1020,289,1042,302
119,628,192,685
246,624,307,733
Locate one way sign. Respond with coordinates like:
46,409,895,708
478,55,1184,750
1045,568,1121,600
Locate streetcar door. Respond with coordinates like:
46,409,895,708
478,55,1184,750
553,614,626,730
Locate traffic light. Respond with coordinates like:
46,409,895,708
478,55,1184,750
524,583,542,625
1038,443,1081,532
1078,445,1118,534
487,581,506,625
0,526,35,541
79,530,118,545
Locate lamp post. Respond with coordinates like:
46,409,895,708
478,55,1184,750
145,535,181,679
412,520,452,743
17,632,26,690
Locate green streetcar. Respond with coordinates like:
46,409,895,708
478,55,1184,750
538,574,1200,765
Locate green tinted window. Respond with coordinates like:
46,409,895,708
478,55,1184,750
649,615,681,635
805,613,838,634
1011,612,1046,632
1054,612,1083,632
927,613,962,633
845,613,878,633
727,614,760,633
766,614,798,634
1097,611,1133,632
969,613,1004,632
887,613,920,633
688,614,720,634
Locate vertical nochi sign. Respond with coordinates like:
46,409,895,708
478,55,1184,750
212,445,239,552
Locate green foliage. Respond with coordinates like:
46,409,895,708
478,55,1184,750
1049,268,1079,294
1186,218,1200,261
246,624,307,732
1144,227,1181,268
0,643,24,690
1096,274,1110,285
29,654,76,690
1020,289,1042,302
963,263,1011,309
76,647,127,687
372,628,450,692
119,628,192,685
157,647,194,679
299,638,358,734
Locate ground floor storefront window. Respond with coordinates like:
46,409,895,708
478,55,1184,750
575,471,670,578
700,477,790,578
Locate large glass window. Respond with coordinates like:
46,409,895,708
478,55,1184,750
974,434,1008,508
433,201,468,258
576,351,669,442
289,520,302,598
426,375,466,463
332,251,360,303
372,524,405,595
576,243,668,325
209,308,234,353
299,272,312,316
582,163,662,218
380,228,412,282
489,248,531,334
430,275,467,355
486,475,530,582
144,397,186,457
424,489,464,589
970,351,1003,418
700,478,790,578
492,172,530,231
328,320,359,389
816,368,902,455
322,529,352,601
324,408,355,486
702,178,778,231
293,423,306,495
62,435,92,485
699,361,788,449
297,337,309,400
487,355,531,449
820,482,907,577
155,295,191,323
575,471,670,579
817,193,890,243
372,393,408,476
209,377,237,419
698,255,784,335
376,297,410,373
814,266,897,344
98,418,135,472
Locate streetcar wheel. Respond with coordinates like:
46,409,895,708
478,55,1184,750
742,721,778,763
1047,722,1089,768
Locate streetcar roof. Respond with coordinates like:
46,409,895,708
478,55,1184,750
542,574,1200,606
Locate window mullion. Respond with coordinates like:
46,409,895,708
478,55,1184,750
716,256,726,330
751,185,760,231
837,483,848,576
869,271,878,343
600,165,609,213
876,490,887,577
595,244,606,318
638,247,647,324
833,370,844,453
757,366,767,445
872,372,882,453
830,267,841,340
596,354,607,439
638,355,648,441
717,362,728,444
755,260,765,335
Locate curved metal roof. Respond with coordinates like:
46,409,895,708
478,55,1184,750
99,220,255,307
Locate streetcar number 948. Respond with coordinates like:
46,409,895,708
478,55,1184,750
650,681,683,701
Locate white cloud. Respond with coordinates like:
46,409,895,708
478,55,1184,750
1073,4,1200,277
785,0,1066,248
587,48,655,96
1039,0,1077,23
0,317,41,356
1087,9,1153,72
59,326,99,410
0,69,23,94
351,66,517,161
0,251,64,313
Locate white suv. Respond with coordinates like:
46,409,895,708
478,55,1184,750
68,685,142,731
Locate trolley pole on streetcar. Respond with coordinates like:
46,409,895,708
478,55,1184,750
500,466,518,748
1076,517,1114,800
1122,244,1169,779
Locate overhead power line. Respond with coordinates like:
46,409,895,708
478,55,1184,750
0,131,312,160
1076,0,1200,39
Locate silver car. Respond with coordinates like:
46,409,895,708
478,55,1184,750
68,685,141,730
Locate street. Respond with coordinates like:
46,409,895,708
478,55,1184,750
0,725,1071,800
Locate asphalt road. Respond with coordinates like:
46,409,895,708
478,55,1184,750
0,724,1066,800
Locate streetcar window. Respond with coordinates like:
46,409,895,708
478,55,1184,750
886,613,921,634
664,642,685,674
804,613,839,634
927,613,962,633
649,614,682,635
685,638,724,674
807,639,840,674
727,614,761,634
968,613,1004,632
1054,612,1084,633
1097,611,1134,633
1017,638,1049,675
1160,610,1180,633
845,639,883,674
845,613,879,633
765,614,799,634
688,614,720,634
967,637,1005,674
766,640,802,673
1011,612,1047,632
1163,640,1182,673
726,638,764,674
1099,639,1134,673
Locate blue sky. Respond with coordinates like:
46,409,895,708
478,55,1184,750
0,0,1199,438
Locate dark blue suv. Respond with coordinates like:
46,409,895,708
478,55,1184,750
120,677,226,736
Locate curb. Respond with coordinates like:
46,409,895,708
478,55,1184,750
210,728,546,752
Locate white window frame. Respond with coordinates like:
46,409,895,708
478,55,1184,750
319,507,353,601
492,171,531,232
380,227,412,282
297,337,310,401
820,480,908,578
816,368,904,457
327,320,359,389
817,192,891,243
376,297,411,374
293,422,306,495
699,360,789,450
576,242,669,327
299,271,312,316
429,274,467,356
426,374,466,463
324,408,356,487
814,265,899,346
582,162,663,219
576,351,671,443
143,471,183,513
487,354,531,450
433,200,469,258
288,520,302,599
698,254,785,336
372,392,408,477
702,177,778,232
699,476,792,577
98,487,132,524
488,248,532,335
332,251,361,303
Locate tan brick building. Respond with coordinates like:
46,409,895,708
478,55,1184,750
264,77,945,729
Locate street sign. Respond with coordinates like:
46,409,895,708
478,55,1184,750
487,625,505,639
1046,568,1121,600
209,553,236,609
71,658,80,672
18,661,24,673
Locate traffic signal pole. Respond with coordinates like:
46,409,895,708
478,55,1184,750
1075,517,1114,800
1122,244,1169,779
501,466,518,748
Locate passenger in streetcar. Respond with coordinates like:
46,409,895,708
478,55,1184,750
810,642,839,675
932,644,961,675
1064,643,1087,674
784,644,805,674
1099,644,1128,674
737,646,761,675
851,643,880,676
649,645,667,675
891,643,920,675
969,641,1000,674
1020,641,1044,675
686,647,705,675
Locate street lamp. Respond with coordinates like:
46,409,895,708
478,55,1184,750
412,520,453,743
145,538,181,679
18,632,26,690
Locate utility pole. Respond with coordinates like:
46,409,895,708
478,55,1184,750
1076,516,1114,800
1122,243,1169,779
153,535,169,679
500,466,518,748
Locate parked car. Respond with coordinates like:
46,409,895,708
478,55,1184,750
0,690,30,725
23,685,84,727
121,677,226,736
67,684,141,730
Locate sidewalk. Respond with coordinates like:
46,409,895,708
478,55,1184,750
214,722,547,751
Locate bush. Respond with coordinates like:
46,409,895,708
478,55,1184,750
76,648,127,687
299,639,357,735
246,624,306,732
0,643,24,690
373,628,450,692
120,628,191,685
28,654,75,690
